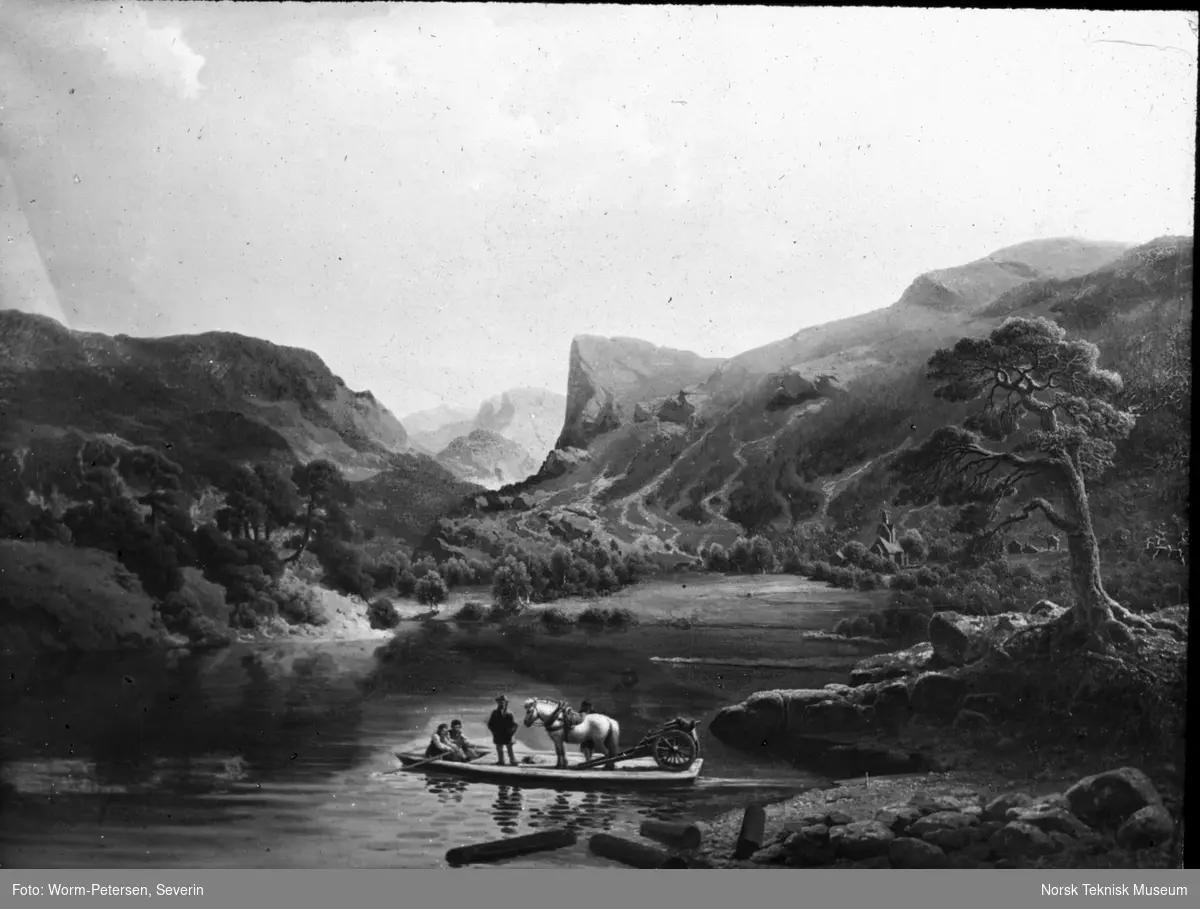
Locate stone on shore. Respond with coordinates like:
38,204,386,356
888,837,946,869
828,820,895,860
1065,767,1163,830
1115,805,1175,850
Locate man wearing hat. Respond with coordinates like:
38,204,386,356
486,695,519,765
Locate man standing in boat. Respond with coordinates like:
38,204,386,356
487,695,519,766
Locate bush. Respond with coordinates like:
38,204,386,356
454,600,489,622
415,571,448,607
367,597,401,630
274,575,329,626
396,569,417,597
539,606,575,629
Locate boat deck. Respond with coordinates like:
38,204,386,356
393,749,703,789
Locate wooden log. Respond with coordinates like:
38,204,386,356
640,820,702,851
445,828,577,866
588,833,677,869
732,804,766,860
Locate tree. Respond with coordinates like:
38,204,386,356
491,556,532,612
899,529,929,563
415,571,448,607
894,317,1149,634
287,460,353,562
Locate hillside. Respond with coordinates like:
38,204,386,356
436,429,539,489
419,236,1187,560
0,311,478,543
406,387,566,488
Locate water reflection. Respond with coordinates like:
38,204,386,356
424,777,469,805
491,785,522,836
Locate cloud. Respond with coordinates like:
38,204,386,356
75,3,206,99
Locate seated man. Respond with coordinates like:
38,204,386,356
425,723,466,761
447,719,483,760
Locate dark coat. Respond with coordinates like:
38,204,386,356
487,707,519,745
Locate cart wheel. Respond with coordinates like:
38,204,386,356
652,728,698,772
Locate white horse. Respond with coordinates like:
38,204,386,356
522,697,621,770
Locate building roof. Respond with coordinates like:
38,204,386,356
873,537,905,555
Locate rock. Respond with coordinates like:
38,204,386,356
961,692,1011,716
1065,767,1163,830
1030,599,1065,618
1006,807,1093,839
826,811,854,827
850,855,892,869
929,612,1000,665
876,804,924,835
910,672,969,720
922,826,983,852
751,843,791,865
802,699,868,734
1030,792,1069,812
953,708,989,731
709,688,848,746
786,827,835,867
823,683,854,696
799,812,831,828
990,822,1059,859
872,681,912,730
983,792,1034,822
889,837,946,868
829,820,895,861
798,823,831,844
1116,805,1175,850
849,642,936,686
977,820,1006,840
959,839,994,863
909,793,982,816
909,811,980,838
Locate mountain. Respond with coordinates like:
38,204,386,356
401,403,475,439
436,429,540,489
0,311,478,544
407,387,567,489
418,236,1191,560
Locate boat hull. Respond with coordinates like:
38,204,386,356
393,750,702,790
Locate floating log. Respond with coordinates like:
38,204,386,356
445,828,577,866
640,820,703,851
733,804,766,860
588,833,678,869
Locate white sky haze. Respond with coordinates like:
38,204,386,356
0,3,1194,414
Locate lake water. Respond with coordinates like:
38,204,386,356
0,576,889,868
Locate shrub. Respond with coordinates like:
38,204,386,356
415,571,448,607
274,575,329,626
396,569,417,597
367,597,401,630
539,606,575,629
454,600,489,622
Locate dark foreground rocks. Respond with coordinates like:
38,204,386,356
708,603,1187,779
699,766,1181,870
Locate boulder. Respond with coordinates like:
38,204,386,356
709,689,844,746
922,826,983,852
873,681,912,730
929,611,1038,666
909,811,980,838
1030,599,1065,618
786,827,836,866
888,837,946,869
983,791,1035,822
910,672,969,720
961,691,1011,716
909,793,983,816
953,708,989,731
801,699,868,735
849,642,937,686
876,804,924,835
1005,807,1093,839
990,822,1058,859
1116,805,1175,851
829,820,895,861
826,811,854,827
1065,767,1163,830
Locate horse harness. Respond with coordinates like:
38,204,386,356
535,700,580,736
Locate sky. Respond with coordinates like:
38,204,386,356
0,3,1195,416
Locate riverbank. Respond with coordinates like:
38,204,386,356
692,764,1183,869
695,601,1187,869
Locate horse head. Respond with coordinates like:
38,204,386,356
522,698,542,728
